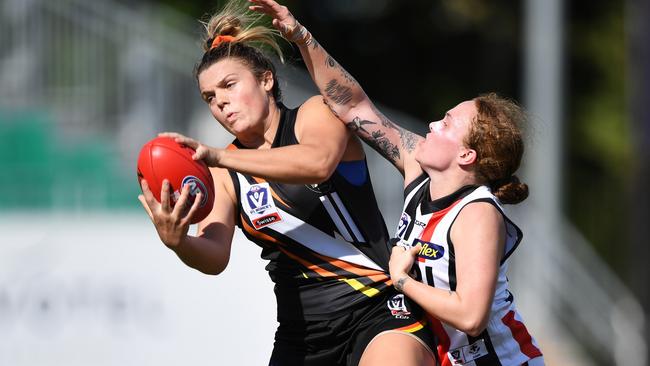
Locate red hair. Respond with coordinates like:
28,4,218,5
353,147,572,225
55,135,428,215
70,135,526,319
466,93,529,204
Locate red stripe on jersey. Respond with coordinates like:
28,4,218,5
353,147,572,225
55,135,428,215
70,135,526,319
428,314,452,366
419,201,461,243
501,310,543,359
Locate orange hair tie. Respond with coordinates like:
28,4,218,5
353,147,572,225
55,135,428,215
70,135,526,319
210,35,235,49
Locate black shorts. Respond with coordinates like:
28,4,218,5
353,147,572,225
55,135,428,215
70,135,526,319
269,290,436,366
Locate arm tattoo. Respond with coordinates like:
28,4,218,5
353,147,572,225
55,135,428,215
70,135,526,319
347,116,372,134
326,55,336,68
347,117,401,163
367,130,401,163
310,38,320,50
398,128,421,153
371,104,397,129
370,104,423,153
325,55,356,84
325,79,352,105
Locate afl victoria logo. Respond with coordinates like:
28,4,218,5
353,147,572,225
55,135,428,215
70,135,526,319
182,176,208,207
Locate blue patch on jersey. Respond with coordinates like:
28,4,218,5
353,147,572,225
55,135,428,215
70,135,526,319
247,185,270,214
414,239,445,260
396,212,411,238
335,160,367,186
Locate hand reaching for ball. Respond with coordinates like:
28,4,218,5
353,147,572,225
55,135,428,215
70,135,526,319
158,132,224,167
139,178,203,249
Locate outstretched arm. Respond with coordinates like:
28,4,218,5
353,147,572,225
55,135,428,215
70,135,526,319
160,96,348,184
249,0,423,183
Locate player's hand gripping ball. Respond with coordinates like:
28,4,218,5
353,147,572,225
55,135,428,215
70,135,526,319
137,136,215,223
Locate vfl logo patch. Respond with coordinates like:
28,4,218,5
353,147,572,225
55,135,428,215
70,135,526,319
387,294,411,319
415,239,445,260
244,183,283,229
247,185,271,215
396,212,411,238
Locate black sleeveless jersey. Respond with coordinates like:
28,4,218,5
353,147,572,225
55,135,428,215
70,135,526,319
227,104,393,320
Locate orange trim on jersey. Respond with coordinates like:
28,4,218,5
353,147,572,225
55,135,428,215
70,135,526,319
420,200,461,243
241,213,387,296
240,214,284,247
277,246,340,278
240,221,330,278
311,251,388,279
226,143,238,151
250,176,292,209
278,247,382,297
395,318,427,333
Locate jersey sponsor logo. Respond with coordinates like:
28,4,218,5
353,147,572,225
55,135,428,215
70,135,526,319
396,212,411,238
252,212,282,229
414,219,426,228
387,294,411,319
448,339,488,365
415,239,445,260
181,175,209,207
244,183,283,229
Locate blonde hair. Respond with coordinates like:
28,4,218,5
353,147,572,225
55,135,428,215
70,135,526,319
195,0,285,101
200,0,283,58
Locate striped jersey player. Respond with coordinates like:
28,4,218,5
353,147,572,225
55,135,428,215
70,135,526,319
395,174,544,366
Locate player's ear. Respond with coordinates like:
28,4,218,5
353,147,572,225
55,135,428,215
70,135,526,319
261,70,274,92
458,147,476,166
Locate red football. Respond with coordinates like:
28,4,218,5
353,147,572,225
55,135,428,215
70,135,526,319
137,136,215,224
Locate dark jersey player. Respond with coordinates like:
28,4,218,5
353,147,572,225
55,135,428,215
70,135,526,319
138,1,437,365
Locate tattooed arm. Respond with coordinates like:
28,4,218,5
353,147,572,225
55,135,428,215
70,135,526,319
249,0,423,182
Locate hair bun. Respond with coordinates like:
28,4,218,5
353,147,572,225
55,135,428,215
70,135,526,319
492,175,529,204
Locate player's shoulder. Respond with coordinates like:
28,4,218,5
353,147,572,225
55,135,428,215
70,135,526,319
297,95,336,119
295,96,345,139
456,199,503,230
300,95,327,109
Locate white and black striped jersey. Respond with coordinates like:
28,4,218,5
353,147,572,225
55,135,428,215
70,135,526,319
395,174,544,366
227,104,394,321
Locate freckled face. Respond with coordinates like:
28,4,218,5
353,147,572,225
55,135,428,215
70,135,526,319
198,58,274,137
415,100,478,171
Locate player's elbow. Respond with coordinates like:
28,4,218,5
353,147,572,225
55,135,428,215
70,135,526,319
303,149,339,183
462,323,488,338
193,257,229,276
310,161,336,183
201,264,227,276
457,313,489,337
